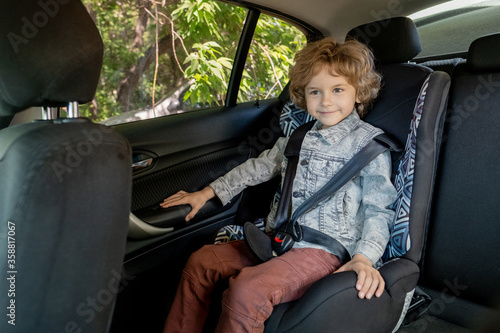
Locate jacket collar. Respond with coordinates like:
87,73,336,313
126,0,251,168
310,109,361,145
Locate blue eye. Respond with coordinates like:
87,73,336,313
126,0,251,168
333,88,343,93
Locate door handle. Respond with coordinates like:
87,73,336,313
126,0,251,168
132,157,153,171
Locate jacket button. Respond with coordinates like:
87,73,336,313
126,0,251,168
300,159,308,166
293,192,302,198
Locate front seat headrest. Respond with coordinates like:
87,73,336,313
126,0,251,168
0,0,103,116
346,16,422,64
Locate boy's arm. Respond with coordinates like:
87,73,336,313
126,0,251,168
334,150,396,299
353,150,396,264
209,136,288,205
161,137,288,220
160,187,215,221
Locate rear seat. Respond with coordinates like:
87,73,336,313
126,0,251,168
416,33,500,330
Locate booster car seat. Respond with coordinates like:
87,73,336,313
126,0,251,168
262,17,450,332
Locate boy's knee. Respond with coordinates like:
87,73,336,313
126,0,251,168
224,270,263,308
222,272,274,326
226,276,247,300
184,244,216,274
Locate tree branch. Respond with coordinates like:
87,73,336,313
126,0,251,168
130,0,153,50
116,34,173,112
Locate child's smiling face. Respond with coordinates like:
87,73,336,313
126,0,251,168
305,66,360,129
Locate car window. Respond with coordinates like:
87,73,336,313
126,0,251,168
409,0,500,59
82,0,246,125
82,0,305,125
238,16,306,103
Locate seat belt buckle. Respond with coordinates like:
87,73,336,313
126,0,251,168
272,231,295,256
271,220,303,256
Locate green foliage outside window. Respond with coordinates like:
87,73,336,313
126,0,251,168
81,0,306,124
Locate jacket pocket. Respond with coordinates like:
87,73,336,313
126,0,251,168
308,153,346,192
321,191,349,236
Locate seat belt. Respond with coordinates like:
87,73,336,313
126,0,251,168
244,121,400,263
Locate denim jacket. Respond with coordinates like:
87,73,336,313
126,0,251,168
210,111,397,265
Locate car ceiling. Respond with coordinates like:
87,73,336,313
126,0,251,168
233,0,450,38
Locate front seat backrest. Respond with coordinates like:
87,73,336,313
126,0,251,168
0,1,132,332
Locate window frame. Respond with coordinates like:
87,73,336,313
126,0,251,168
223,5,320,109
225,8,261,107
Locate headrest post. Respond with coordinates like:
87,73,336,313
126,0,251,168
68,102,80,118
42,107,57,121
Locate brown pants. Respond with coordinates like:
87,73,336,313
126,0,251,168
163,240,341,333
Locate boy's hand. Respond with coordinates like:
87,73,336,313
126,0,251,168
334,254,385,299
160,187,215,221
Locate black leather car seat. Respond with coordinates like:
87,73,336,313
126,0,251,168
0,1,131,332
419,32,500,330
263,17,451,332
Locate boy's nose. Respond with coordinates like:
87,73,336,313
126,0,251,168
322,93,334,106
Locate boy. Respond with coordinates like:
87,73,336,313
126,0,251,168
161,37,397,333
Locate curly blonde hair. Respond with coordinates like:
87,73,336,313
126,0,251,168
289,37,381,117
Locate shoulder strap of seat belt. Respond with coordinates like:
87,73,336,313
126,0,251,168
273,120,315,230
290,133,399,224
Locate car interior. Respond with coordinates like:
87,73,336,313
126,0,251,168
1,0,499,332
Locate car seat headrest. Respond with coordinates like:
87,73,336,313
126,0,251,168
0,0,103,116
467,33,500,72
346,17,421,64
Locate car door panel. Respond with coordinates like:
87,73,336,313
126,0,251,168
109,100,283,333
112,99,282,268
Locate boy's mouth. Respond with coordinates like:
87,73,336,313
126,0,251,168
318,110,340,114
